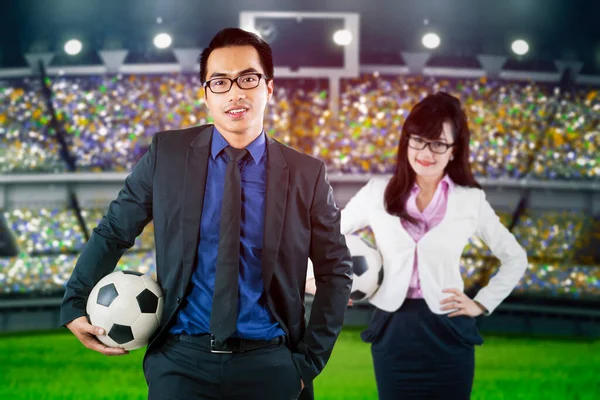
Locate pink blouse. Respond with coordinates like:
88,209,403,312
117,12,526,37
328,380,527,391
402,175,454,298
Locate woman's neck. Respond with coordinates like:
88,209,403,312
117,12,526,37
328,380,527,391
415,174,444,195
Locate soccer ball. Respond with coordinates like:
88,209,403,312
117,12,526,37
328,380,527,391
346,235,383,301
86,270,164,350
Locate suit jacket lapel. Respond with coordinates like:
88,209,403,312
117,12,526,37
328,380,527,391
261,137,289,292
181,126,212,284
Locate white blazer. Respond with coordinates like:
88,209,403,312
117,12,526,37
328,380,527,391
340,177,528,315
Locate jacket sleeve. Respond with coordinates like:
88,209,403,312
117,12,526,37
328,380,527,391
59,134,158,327
340,179,374,235
292,162,353,383
473,189,528,314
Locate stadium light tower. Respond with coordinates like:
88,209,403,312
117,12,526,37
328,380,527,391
333,29,352,46
422,33,440,49
240,11,360,118
154,33,172,49
511,39,529,56
64,39,82,56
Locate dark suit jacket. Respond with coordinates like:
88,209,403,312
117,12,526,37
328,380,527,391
60,124,353,399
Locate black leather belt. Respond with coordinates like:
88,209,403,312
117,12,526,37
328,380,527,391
170,334,285,354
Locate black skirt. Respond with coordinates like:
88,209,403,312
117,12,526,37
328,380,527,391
362,299,484,400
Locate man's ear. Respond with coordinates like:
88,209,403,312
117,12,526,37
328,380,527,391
266,79,274,101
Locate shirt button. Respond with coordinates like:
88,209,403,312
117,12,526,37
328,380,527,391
176,297,181,304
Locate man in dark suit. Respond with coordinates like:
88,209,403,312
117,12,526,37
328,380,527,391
60,28,353,400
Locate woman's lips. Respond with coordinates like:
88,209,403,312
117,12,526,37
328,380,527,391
417,160,434,167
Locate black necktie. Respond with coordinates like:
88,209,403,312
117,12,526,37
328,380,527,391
210,146,248,343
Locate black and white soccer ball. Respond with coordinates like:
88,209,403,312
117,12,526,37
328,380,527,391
346,235,384,301
86,270,164,350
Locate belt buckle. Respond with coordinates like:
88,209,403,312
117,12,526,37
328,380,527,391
210,335,233,354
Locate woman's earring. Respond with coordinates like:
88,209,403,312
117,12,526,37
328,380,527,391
450,155,454,161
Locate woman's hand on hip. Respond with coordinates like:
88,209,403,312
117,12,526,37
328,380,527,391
440,288,487,317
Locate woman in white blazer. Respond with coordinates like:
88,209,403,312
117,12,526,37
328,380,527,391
339,92,528,399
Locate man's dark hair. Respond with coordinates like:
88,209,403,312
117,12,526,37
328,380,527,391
199,28,274,84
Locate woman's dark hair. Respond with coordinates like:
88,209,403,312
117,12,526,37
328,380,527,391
199,28,274,84
384,91,481,225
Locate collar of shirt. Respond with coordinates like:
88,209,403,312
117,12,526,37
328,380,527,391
411,173,455,195
406,173,454,224
211,126,267,164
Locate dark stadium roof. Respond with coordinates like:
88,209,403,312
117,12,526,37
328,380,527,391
1,0,599,70
426,56,482,69
502,58,559,73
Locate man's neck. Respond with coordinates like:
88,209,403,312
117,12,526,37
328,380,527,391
217,125,263,149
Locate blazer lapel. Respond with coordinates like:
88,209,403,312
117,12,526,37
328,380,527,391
181,126,212,284
261,138,289,292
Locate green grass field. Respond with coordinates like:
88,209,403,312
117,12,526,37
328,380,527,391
1,328,598,400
